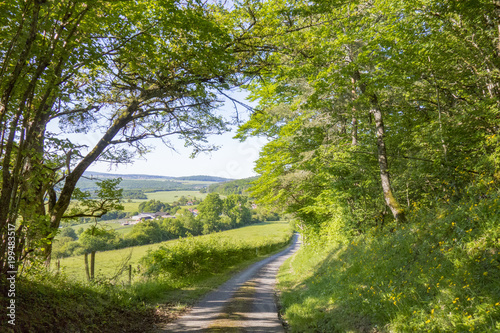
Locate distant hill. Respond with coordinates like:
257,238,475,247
173,175,231,182
207,176,258,195
83,171,231,182
77,172,232,192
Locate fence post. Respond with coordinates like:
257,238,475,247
90,251,96,280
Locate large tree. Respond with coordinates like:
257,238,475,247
0,0,253,277
235,0,500,236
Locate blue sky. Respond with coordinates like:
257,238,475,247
88,130,266,179
51,90,264,179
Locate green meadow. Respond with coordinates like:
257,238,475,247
54,221,292,283
119,190,208,213
144,190,207,202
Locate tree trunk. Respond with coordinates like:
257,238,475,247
351,77,358,146
44,100,139,262
84,253,90,281
351,116,358,146
370,94,406,223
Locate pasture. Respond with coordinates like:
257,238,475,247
120,190,207,213
143,190,207,203
54,221,292,283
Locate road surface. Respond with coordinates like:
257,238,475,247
159,233,301,332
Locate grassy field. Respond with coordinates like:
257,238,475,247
120,190,207,213
54,221,292,283
65,220,134,233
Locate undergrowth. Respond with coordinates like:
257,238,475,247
277,186,500,332
1,271,156,333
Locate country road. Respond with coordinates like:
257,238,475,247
159,233,301,332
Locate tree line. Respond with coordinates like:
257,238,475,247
205,177,258,195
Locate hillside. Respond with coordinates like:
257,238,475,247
76,172,231,191
207,176,258,195
83,171,231,182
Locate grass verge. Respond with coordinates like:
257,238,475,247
276,192,500,332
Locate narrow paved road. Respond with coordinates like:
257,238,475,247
159,233,301,332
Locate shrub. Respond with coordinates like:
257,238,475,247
141,232,292,280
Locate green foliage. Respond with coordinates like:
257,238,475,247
79,226,121,254
138,199,170,213
122,190,148,200
235,0,500,237
58,227,78,240
197,193,224,234
52,237,82,259
177,208,203,235
141,231,293,280
207,177,258,195
277,185,500,332
126,221,169,246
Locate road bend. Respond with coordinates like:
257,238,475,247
159,233,301,332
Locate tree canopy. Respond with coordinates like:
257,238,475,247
0,0,256,275
235,0,500,238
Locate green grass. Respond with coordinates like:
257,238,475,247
54,221,292,283
21,221,293,332
120,200,146,213
11,273,156,333
144,190,207,202
276,188,500,332
118,190,207,213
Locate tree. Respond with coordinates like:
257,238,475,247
176,208,203,235
79,225,119,280
222,194,251,227
0,0,255,277
126,221,166,246
234,0,500,236
197,193,223,234
138,200,169,213
161,218,186,238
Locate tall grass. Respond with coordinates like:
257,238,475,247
277,188,500,332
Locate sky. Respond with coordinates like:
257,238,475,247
52,90,266,180
89,131,266,180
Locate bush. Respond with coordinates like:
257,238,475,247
141,232,293,280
